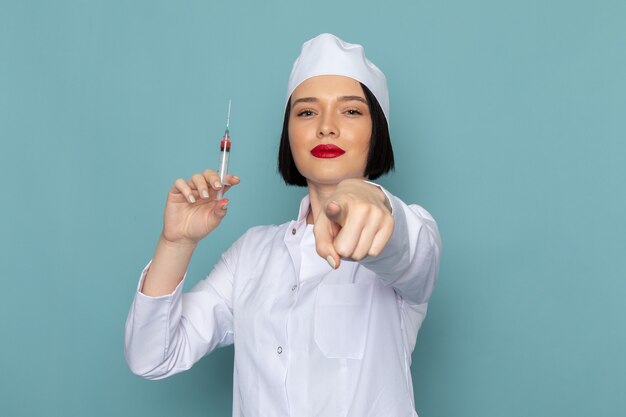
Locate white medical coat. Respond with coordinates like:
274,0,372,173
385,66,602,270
125,188,441,417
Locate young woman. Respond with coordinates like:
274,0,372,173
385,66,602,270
125,33,441,417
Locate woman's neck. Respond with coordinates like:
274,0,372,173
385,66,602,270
305,182,338,225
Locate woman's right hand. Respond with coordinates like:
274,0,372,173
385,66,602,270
161,169,240,245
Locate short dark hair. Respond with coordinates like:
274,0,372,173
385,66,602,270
278,82,394,186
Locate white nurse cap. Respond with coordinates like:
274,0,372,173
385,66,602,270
286,33,390,122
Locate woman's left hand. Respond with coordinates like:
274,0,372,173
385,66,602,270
314,179,394,269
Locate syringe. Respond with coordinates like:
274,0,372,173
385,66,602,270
216,100,231,200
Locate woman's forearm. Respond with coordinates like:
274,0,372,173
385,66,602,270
141,234,197,296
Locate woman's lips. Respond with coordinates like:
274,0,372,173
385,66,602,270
310,144,346,158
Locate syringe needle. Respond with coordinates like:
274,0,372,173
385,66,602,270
226,99,231,132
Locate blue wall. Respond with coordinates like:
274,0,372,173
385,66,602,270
1,1,624,416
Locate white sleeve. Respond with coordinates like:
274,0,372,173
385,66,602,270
124,248,237,380
359,186,441,305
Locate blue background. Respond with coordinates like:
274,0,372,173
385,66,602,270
1,0,625,416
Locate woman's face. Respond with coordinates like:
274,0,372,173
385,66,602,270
288,75,372,186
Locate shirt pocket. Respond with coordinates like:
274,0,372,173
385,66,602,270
314,283,374,359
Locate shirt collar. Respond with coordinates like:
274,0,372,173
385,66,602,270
295,194,311,224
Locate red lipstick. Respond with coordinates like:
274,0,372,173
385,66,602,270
310,144,346,158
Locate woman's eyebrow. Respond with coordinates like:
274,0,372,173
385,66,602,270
338,95,367,104
292,97,318,106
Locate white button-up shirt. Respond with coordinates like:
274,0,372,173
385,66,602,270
125,188,441,417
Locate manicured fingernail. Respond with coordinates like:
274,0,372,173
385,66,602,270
213,181,222,189
232,175,240,181
202,190,210,199
221,202,228,210
326,256,336,269
188,195,196,203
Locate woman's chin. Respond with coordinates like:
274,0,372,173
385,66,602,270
305,174,366,188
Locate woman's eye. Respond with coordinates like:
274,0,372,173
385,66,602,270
346,109,363,116
297,110,314,117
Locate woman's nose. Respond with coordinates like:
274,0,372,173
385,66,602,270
317,113,338,138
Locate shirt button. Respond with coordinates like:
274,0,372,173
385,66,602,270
291,228,296,235
277,346,283,354
291,285,297,291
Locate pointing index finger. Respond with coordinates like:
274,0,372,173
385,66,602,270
313,211,341,270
